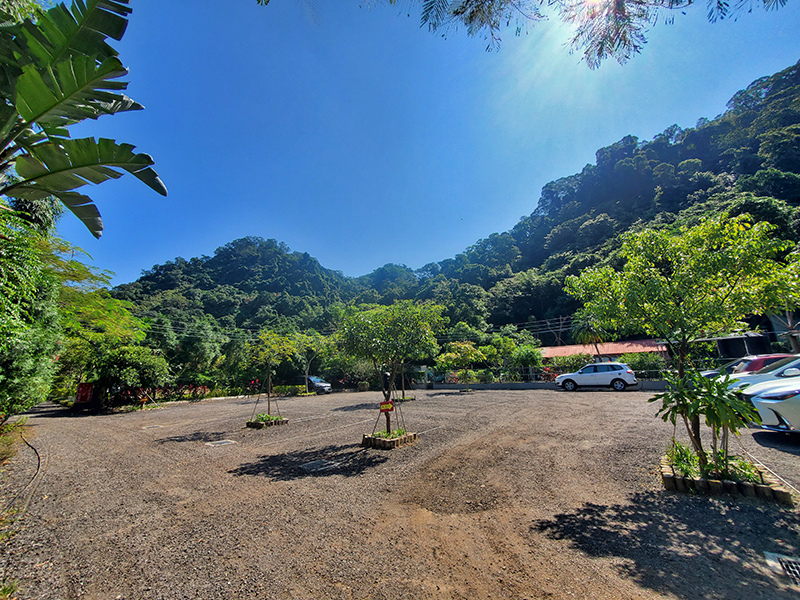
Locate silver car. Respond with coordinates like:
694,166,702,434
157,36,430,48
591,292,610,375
555,362,638,392
723,355,800,391
747,381,800,432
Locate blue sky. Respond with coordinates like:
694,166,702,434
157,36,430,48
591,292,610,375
58,0,800,285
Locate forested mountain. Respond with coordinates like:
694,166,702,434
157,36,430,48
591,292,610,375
113,61,800,342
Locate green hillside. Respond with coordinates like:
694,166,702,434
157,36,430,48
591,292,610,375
113,60,800,342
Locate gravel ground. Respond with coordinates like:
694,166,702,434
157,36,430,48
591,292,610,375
1,388,800,600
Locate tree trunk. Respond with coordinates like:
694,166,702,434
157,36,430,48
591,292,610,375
267,368,272,416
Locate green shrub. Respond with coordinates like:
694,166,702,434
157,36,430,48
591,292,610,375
372,428,406,439
475,369,497,383
357,381,370,392
254,413,282,423
547,353,594,373
273,385,303,397
0,420,25,465
667,440,699,477
455,369,478,383
619,352,667,376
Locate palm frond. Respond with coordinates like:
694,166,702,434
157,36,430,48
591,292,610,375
19,0,132,67
2,137,166,237
15,55,140,132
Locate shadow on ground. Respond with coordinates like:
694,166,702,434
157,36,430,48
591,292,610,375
229,443,389,480
22,402,137,419
533,491,800,599
332,403,377,412
156,431,229,444
752,431,800,456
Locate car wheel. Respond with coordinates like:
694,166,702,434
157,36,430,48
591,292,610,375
611,379,627,391
562,379,577,392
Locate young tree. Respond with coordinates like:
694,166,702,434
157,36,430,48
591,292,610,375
565,214,793,466
339,301,445,431
93,344,169,405
249,330,295,416
435,341,486,388
509,343,543,380
291,330,331,393
571,314,615,360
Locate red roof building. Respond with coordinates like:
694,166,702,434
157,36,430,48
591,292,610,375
541,339,669,361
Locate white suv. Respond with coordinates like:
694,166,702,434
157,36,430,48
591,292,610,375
556,362,638,391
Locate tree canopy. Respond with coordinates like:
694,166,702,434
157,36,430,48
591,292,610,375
564,214,793,374
258,0,791,68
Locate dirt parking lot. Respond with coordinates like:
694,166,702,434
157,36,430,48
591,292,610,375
2,388,800,600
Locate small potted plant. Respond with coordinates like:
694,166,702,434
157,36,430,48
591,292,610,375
361,427,418,449
246,412,288,428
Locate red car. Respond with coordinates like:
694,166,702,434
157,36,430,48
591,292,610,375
701,353,794,378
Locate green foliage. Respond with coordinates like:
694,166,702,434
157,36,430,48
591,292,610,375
666,439,761,482
651,370,760,471
547,353,594,373
0,580,17,600
436,341,486,371
566,214,792,375
0,0,166,238
0,217,59,419
339,300,445,400
273,385,304,397
509,344,543,368
254,413,282,423
94,344,169,404
0,419,26,463
618,352,667,374
103,61,800,382
372,428,406,440
667,440,699,477
0,211,45,347
291,330,330,393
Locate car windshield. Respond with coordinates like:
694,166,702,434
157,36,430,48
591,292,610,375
754,356,800,374
309,376,324,383
719,357,747,372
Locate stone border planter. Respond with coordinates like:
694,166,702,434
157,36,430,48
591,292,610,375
246,418,288,429
660,457,794,506
361,432,417,449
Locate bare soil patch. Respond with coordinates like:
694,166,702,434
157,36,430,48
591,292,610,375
2,389,799,599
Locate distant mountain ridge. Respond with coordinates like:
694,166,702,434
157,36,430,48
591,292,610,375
113,60,800,339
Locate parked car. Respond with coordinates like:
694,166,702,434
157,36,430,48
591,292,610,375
721,355,800,391
292,376,332,394
700,353,793,378
555,362,638,391
745,380,800,432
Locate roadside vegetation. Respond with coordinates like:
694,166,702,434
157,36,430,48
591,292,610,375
1,3,799,443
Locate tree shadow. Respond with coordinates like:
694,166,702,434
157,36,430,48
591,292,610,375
229,443,389,481
533,491,800,598
332,403,377,412
156,431,229,444
21,403,92,419
751,430,800,456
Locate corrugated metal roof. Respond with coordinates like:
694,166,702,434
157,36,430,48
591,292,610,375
541,339,668,359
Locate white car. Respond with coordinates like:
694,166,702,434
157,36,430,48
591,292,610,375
555,362,638,392
746,380,800,432
722,355,800,391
